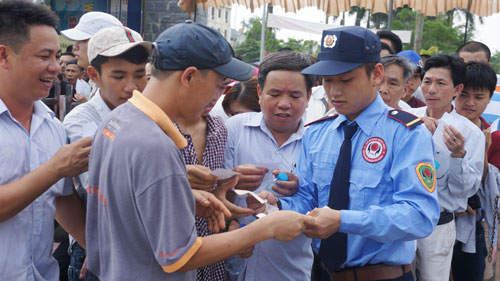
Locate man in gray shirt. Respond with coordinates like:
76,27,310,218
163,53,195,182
85,22,314,281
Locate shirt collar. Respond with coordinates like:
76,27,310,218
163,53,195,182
0,98,54,121
329,94,387,135
89,89,112,121
243,111,305,146
128,90,187,149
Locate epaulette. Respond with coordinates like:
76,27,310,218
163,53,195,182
304,114,338,127
387,109,422,130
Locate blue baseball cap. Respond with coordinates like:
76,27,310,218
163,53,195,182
397,50,424,69
302,26,381,76
153,21,254,81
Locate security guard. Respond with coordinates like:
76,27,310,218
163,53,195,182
274,26,440,281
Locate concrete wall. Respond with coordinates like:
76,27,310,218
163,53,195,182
143,0,207,41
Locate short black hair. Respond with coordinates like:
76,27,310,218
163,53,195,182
377,30,403,53
66,58,78,66
380,42,395,55
61,52,75,58
422,53,466,87
456,41,491,62
91,45,149,74
0,0,59,53
463,62,497,97
257,50,314,93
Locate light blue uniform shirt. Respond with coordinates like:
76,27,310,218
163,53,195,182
0,99,72,281
281,95,440,268
223,112,313,281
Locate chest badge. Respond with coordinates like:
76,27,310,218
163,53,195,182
362,137,387,163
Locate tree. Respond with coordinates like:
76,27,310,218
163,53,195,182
234,17,319,63
491,51,500,74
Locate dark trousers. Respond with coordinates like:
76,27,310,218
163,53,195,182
68,242,99,281
451,221,487,281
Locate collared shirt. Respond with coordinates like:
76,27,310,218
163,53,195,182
0,98,72,281
63,90,110,198
408,106,485,212
281,95,440,268
176,116,228,281
223,112,313,281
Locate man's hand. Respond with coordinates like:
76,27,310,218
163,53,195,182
271,170,298,197
420,116,438,134
246,190,276,214
186,165,218,191
233,164,268,191
265,210,315,242
79,257,88,279
484,127,492,152
73,93,88,103
227,220,254,258
48,137,92,178
213,176,254,219
303,207,341,239
443,125,466,158
193,189,231,233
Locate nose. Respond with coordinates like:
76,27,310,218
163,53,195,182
276,96,291,109
464,95,474,106
124,78,139,93
48,56,61,73
378,81,389,95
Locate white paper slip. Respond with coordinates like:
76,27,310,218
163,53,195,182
234,189,267,204
82,122,98,138
255,162,280,172
210,168,240,180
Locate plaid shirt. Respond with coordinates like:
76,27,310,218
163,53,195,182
177,116,228,281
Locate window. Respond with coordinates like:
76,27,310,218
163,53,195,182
211,7,214,20
225,9,229,23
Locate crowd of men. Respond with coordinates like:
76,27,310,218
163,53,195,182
1,1,500,281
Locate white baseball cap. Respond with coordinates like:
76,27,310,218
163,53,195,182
61,12,123,41
88,26,152,64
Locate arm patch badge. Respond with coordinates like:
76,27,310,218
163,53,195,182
415,162,436,193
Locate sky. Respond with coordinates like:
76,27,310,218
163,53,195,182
230,4,500,53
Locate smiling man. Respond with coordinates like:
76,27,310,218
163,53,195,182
0,1,92,280
223,50,315,281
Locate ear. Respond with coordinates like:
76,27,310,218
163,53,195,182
0,45,11,70
402,83,411,99
371,63,384,88
453,83,464,98
87,66,101,86
179,66,198,88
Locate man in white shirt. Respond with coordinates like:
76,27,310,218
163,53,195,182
409,53,485,281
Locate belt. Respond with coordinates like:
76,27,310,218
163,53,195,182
437,212,454,225
332,264,411,281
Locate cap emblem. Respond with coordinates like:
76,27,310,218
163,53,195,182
323,34,337,49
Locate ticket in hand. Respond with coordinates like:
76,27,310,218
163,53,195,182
210,168,240,180
255,162,280,172
233,189,267,204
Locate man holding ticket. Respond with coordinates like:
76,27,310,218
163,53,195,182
84,22,314,281
255,26,440,281
223,50,315,281
407,54,485,281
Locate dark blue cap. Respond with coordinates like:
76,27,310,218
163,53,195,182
397,50,423,69
302,26,381,76
153,21,254,81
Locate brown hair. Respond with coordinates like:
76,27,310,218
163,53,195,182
222,77,260,116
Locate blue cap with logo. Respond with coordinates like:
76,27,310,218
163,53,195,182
152,21,254,81
302,26,381,76
397,50,424,69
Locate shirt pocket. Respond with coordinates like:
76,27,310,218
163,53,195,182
349,168,388,210
311,152,337,207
